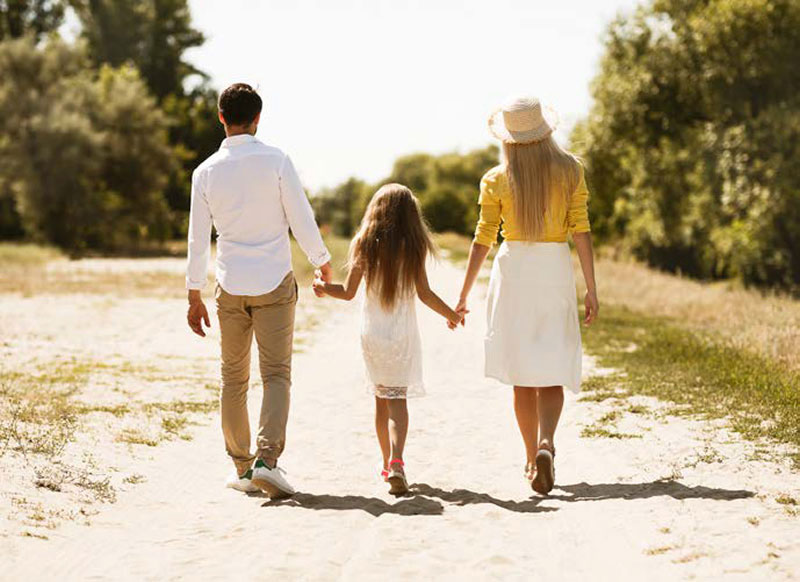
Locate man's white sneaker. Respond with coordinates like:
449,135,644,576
226,469,259,493
251,460,295,499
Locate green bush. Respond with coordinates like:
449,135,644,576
0,38,173,253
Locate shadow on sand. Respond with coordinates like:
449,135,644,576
259,479,753,516
260,492,445,516
552,480,755,502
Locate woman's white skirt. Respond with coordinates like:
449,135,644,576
485,241,582,393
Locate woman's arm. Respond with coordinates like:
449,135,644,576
572,232,599,325
453,242,492,326
416,266,463,327
313,264,363,301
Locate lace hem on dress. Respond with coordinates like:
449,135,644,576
367,382,426,399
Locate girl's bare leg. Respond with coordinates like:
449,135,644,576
514,386,539,475
536,386,564,451
386,398,409,464
374,396,390,470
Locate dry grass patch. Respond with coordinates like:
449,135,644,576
0,236,351,296
584,255,800,373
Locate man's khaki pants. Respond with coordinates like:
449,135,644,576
215,272,297,476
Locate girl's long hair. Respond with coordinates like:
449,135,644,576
503,135,581,240
349,183,436,309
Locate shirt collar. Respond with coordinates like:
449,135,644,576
221,134,258,148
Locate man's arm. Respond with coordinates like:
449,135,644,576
186,169,213,337
278,154,332,278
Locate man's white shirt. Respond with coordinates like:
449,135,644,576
186,134,330,295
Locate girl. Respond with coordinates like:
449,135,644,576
313,183,463,495
453,96,599,495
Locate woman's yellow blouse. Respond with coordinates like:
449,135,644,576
473,164,591,247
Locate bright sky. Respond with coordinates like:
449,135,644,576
186,0,639,190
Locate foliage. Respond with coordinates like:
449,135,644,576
71,0,224,237
313,146,499,237
0,37,173,252
573,0,800,289
70,0,204,100
0,0,64,41
312,178,370,237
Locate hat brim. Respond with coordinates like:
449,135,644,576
488,105,559,144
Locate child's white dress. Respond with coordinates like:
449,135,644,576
361,286,425,399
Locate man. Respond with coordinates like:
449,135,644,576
186,83,332,498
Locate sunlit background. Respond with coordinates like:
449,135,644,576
185,0,638,188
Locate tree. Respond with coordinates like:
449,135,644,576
573,0,800,289
314,145,499,237
71,0,204,99
0,0,64,41
0,37,173,252
312,177,370,237
71,0,224,236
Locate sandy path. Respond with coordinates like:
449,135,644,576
5,261,800,581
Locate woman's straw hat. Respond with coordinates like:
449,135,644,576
488,96,558,144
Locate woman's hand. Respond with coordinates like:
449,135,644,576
448,297,469,329
584,290,599,325
446,309,464,329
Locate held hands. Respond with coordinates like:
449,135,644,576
584,290,599,325
313,262,333,298
447,297,469,330
312,272,327,297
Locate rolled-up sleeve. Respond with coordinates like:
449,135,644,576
186,168,213,290
473,171,502,247
567,165,591,234
279,155,331,268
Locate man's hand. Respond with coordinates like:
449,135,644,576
318,262,333,282
187,290,210,337
312,274,327,297
314,262,333,297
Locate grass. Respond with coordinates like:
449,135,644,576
116,428,160,447
0,243,64,265
644,545,677,556
580,426,642,439
581,305,800,465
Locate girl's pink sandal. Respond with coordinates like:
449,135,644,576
387,459,409,496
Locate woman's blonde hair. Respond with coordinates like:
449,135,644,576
503,136,581,240
349,183,436,309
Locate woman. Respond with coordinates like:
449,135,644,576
453,96,599,495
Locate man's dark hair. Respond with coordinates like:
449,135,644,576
218,83,263,126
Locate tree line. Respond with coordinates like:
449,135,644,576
0,0,223,252
312,146,499,238
1,0,797,292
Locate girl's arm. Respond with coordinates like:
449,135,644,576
416,266,463,327
313,264,363,301
453,242,492,325
572,232,599,325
